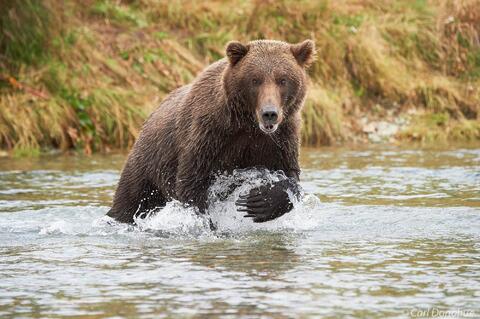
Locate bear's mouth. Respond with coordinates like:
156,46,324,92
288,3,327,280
259,123,278,134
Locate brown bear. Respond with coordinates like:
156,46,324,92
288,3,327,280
107,39,316,224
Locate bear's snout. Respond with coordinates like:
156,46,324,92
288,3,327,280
259,105,280,133
261,107,278,124
256,81,283,134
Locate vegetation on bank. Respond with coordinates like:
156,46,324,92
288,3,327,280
0,0,479,155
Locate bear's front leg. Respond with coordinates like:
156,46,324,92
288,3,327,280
236,176,301,223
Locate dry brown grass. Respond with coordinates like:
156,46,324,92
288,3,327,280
0,0,479,155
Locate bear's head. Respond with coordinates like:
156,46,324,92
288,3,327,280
223,39,316,134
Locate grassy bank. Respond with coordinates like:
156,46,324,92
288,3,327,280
1,0,479,155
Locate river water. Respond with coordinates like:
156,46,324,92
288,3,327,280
0,145,479,318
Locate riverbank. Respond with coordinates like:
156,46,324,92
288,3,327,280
1,0,479,156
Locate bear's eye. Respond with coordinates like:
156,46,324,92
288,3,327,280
279,78,287,86
252,78,261,86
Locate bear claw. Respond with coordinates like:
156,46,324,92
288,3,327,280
235,182,294,223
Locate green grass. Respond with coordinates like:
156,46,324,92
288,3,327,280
90,0,147,27
0,0,52,68
0,0,479,154
398,113,480,143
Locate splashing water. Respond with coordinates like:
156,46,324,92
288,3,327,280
121,168,323,237
206,168,321,233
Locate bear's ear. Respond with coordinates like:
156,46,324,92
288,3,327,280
290,40,316,68
226,41,249,66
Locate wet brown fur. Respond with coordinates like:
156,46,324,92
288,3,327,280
107,39,315,223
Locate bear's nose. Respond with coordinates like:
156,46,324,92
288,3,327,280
262,109,278,124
